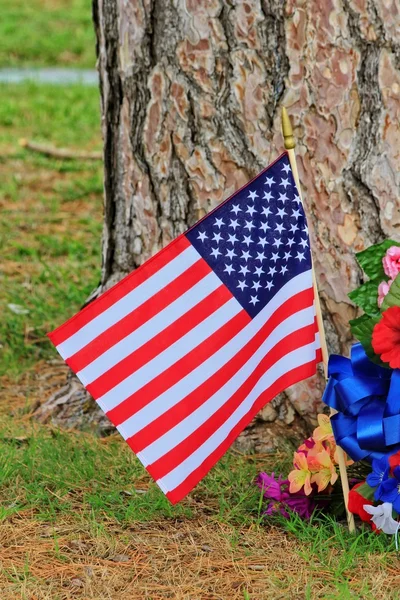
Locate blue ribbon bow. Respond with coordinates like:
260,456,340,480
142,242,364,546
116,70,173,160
323,343,400,463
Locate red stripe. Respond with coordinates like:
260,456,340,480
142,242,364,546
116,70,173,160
165,359,317,504
66,258,211,374
48,236,191,347
87,284,230,398
146,321,317,481
106,309,251,426
128,287,314,453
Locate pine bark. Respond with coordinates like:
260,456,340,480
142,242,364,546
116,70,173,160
35,0,400,452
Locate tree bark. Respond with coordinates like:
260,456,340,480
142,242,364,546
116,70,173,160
35,0,400,452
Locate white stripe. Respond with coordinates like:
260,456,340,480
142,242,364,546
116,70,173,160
315,332,321,349
96,297,242,413
57,245,200,359
77,272,222,385
156,341,317,493
117,269,313,441
139,305,315,466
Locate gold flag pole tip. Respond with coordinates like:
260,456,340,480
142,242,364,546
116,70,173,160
281,107,296,150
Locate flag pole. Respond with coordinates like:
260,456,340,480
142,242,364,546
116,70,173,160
281,107,356,533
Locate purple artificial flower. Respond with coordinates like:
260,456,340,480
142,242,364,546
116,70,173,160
367,456,390,500
378,466,400,513
256,472,315,520
256,472,289,501
285,489,316,520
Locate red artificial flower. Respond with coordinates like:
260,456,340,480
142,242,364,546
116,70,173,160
348,482,374,523
372,306,400,369
389,451,400,474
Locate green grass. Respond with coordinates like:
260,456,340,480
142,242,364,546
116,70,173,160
0,82,102,376
0,418,395,598
0,425,263,524
0,0,95,68
0,82,101,148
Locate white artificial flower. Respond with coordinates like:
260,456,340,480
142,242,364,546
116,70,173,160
363,503,400,534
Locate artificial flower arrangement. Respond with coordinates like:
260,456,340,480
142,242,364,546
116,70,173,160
257,414,353,520
257,241,400,536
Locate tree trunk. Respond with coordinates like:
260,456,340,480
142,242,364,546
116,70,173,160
35,0,400,453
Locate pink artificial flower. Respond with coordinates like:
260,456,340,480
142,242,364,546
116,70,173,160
382,246,400,280
378,279,393,307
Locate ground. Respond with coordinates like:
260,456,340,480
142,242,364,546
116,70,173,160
0,1,399,598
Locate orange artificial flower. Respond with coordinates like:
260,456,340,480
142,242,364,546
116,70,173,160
313,413,334,443
310,450,338,492
288,452,312,496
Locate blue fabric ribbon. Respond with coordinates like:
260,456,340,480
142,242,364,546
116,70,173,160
323,343,400,463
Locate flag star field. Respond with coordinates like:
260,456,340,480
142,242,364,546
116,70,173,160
187,153,311,318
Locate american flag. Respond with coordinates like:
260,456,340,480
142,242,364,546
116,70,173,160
49,152,321,503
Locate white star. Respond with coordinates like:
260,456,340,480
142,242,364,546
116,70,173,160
283,251,291,261
282,162,291,174
244,220,255,231
273,238,283,248
246,205,257,217
212,232,223,243
286,237,295,247
280,178,290,189
237,280,248,291
256,252,266,262
258,237,268,248
263,191,273,202
197,231,207,242
277,207,287,218
296,251,306,262
228,233,238,244
264,176,275,187
261,206,272,218
239,264,250,276
265,280,274,291
252,281,261,291
249,295,260,306
231,204,241,215
278,192,289,203
241,250,251,261
260,221,270,232
271,252,280,263
291,208,302,219
275,223,285,234
293,194,302,204
229,219,239,230
224,264,234,275
299,237,309,249
268,266,277,277
248,190,259,201
280,265,288,275
226,248,236,259
254,266,265,276
303,224,309,235
210,247,221,258
290,223,299,234
243,234,253,247
214,217,224,228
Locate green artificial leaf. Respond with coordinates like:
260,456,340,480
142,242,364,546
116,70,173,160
348,279,381,317
354,481,376,502
349,313,388,368
381,273,400,311
356,239,400,280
